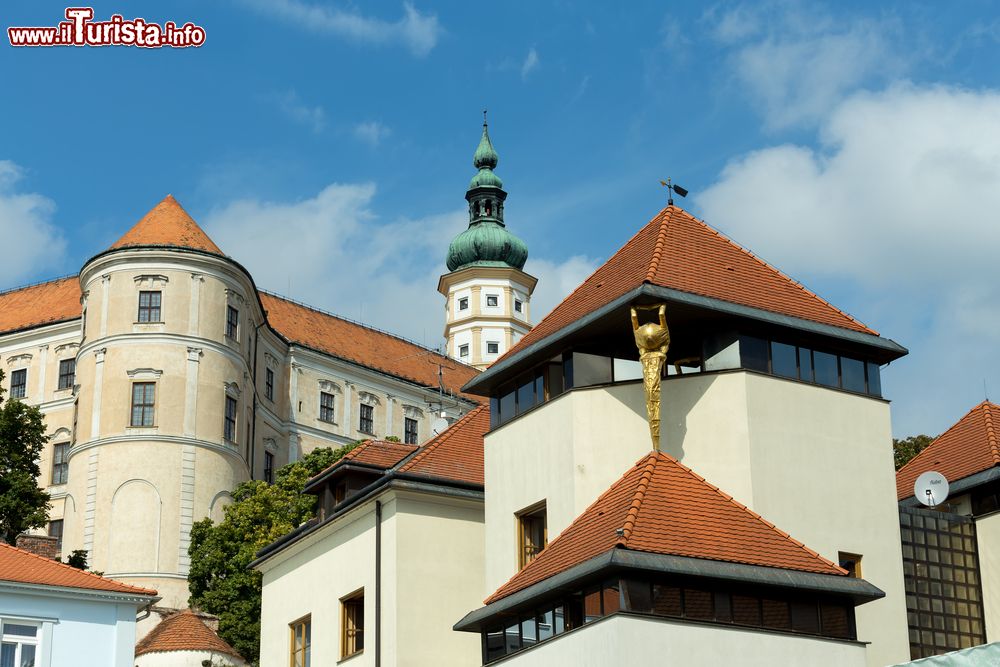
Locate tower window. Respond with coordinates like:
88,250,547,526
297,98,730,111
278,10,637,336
51,443,69,485
485,200,492,216
10,369,26,399
226,305,240,340
48,519,63,551
263,451,274,484
459,344,469,358
137,290,161,322
487,341,500,354
224,395,238,441
458,297,469,311
130,382,156,427
487,295,499,307
58,359,76,390
514,299,523,313
265,368,274,401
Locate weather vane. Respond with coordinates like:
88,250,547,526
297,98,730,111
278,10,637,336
659,177,689,206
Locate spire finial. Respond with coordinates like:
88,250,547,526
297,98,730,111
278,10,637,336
483,108,488,126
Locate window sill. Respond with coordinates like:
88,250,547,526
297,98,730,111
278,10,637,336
132,322,165,333
338,649,364,664
318,419,338,426
125,426,158,435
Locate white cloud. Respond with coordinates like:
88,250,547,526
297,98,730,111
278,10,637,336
269,90,326,133
240,0,442,56
706,3,906,129
521,48,539,80
0,161,66,288
203,184,595,349
353,121,391,147
696,83,1000,436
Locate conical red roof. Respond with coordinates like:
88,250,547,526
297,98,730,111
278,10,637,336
485,450,846,604
109,195,223,256
502,205,875,363
896,401,1000,500
135,610,243,660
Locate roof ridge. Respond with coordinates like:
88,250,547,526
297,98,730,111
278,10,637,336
679,208,877,336
618,453,657,546
655,451,847,575
0,541,157,595
0,274,78,297
643,208,671,283
397,405,485,473
982,402,1000,465
259,289,469,367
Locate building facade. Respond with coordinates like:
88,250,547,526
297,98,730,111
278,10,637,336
0,196,478,609
439,120,536,370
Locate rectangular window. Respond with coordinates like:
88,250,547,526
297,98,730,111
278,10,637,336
840,357,866,393
342,591,364,658
264,451,274,484
0,620,39,667
514,299,523,313
459,344,469,358
813,351,839,387
137,290,162,322
130,382,155,427
739,335,769,373
265,368,274,401
48,519,64,551
517,503,547,569
58,359,76,390
458,297,469,311
486,294,499,307
289,616,311,667
226,305,239,340
866,362,882,397
319,392,335,423
839,552,862,578
404,417,418,445
51,443,69,485
10,369,26,399
487,341,500,355
224,395,237,441
359,404,374,434
770,342,798,379
798,347,814,382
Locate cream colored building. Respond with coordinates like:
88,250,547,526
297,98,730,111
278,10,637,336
0,195,478,610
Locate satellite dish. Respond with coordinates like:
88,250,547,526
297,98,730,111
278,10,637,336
914,471,950,507
431,417,450,436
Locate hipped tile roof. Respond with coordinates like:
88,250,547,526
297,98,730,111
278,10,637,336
896,401,1000,500
0,277,81,335
397,405,488,485
260,292,480,400
499,205,875,364
109,195,224,256
485,450,845,604
134,610,243,660
0,541,157,596
342,439,419,469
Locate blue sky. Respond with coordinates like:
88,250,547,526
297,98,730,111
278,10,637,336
2,1,1000,439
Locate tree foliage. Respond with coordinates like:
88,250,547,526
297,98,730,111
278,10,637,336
893,434,936,470
0,370,50,544
188,443,356,665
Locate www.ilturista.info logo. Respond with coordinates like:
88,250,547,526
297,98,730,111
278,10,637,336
8,7,206,48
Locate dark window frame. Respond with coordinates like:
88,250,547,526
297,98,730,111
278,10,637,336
458,297,469,311
359,403,374,435
224,395,238,441
137,290,162,323
130,382,156,427
10,369,26,399
319,392,336,423
57,359,76,390
264,368,274,401
459,344,470,358
263,451,274,484
51,442,69,485
404,417,418,445
486,294,499,307
48,519,64,552
226,305,240,340
487,341,500,355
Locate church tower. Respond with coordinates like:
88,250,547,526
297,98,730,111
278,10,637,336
438,119,537,370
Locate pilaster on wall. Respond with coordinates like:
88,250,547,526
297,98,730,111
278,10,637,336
184,348,202,437
189,273,204,336
177,445,196,575
99,274,111,338
83,450,98,555
90,348,107,439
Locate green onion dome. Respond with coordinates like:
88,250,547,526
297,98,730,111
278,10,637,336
447,221,528,271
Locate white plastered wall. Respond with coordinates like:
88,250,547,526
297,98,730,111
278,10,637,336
975,511,1000,641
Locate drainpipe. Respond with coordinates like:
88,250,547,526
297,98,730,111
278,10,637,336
375,500,382,667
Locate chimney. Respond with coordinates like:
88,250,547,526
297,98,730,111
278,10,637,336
15,534,60,561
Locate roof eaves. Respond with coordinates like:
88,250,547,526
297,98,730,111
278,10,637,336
455,549,882,632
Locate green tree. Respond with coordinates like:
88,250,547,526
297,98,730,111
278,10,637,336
188,443,357,665
893,434,936,470
0,369,50,544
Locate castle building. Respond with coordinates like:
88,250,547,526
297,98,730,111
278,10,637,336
0,197,478,610
257,200,912,667
439,120,536,370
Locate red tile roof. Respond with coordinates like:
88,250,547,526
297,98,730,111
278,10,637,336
135,610,243,660
896,401,1000,500
485,450,845,604
343,439,419,469
397,405,488,485
0,541,157,596
260,292,480,400
0,276,81,335
109,195,224,256
499,205,875,365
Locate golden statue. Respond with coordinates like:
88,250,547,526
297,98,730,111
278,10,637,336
631,303,670,451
